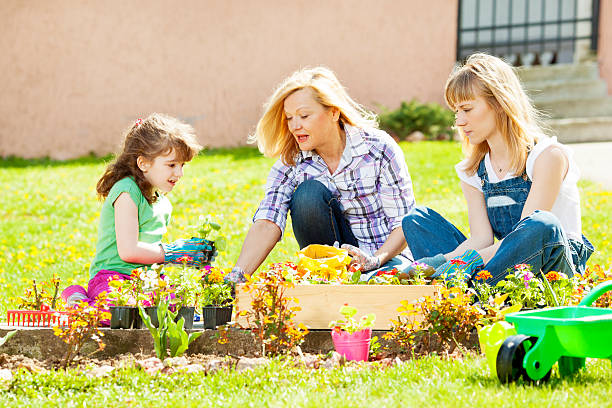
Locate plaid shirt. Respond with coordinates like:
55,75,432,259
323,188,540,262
253,124,415,256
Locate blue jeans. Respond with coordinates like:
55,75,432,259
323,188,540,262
289,180,358,249
402,206,594,285
290,179,408,279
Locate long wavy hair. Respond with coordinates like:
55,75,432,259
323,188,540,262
96,113,202,204
249,66,378,166
444,53,548,176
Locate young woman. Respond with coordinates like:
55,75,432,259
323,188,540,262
402,53,594,284
227,67,416,283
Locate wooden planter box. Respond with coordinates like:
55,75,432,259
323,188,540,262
234,284,438,330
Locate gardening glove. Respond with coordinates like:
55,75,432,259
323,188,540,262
432,249,484,282
162,237,215,268
401,254,447,278
225,266,247,284
341,244,381,272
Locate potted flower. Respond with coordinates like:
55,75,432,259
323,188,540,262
138,264,174,328
328,304,376,362
165,257,203,329
107,274,141,329
201,266,233,329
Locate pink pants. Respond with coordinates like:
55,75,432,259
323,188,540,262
61,270,132,325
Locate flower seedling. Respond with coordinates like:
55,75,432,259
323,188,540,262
139,299,202,360
166,258,204,308
17,274,62,310
329,304,376,334
197,214,227,252
201,266,233,307
135,264,173,307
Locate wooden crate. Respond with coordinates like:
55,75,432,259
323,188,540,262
234,284,438,330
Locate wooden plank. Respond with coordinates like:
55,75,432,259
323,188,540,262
234,284,438,330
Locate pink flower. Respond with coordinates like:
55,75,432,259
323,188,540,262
522,270,534,287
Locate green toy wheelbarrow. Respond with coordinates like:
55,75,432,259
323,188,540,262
497,280,612,383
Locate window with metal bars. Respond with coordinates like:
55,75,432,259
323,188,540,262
457,0,599,65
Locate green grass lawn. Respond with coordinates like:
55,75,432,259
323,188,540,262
2,355,612,407
0,141,611,406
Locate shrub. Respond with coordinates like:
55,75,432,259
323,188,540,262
386,286,482,355
571,264,612,306
378,99,455,141
52,292,110,368
237,267,309,356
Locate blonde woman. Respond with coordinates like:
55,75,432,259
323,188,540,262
401,53,594,284
227,67,415,282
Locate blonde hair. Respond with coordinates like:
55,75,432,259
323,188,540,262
249,66,378,166
444,53,547,176
97,113,202,204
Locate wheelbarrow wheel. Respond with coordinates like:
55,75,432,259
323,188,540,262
558,356,585,377
496,335,551,383
497,334,530,383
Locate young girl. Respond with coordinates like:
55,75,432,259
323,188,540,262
402,53,594,284
62,113,208,306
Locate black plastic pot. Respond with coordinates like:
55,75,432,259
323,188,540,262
109,306,138,329
175,306,195,330
202,305,233,329
139,306,159,328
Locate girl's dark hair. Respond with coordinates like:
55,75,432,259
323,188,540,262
96,113,202,204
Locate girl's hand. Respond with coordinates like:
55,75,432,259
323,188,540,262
162,237,215,268
341,244,381,272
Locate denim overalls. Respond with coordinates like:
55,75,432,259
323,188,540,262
402,159,594,285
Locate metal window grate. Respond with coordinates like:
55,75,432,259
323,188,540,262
457,0,600,65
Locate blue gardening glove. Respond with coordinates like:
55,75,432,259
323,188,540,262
433,249,484,281
401,254,447,277
341,244,381,272
162,237,216,268
225,266,246,284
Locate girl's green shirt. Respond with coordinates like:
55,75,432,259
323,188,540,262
88,177,171,279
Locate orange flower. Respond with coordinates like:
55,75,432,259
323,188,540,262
475,270,492,281
207,267,225,283
545,271,561,281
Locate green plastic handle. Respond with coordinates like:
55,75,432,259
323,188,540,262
579,280,612,306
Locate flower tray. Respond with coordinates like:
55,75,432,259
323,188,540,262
6,310,70,327
235,284,438,330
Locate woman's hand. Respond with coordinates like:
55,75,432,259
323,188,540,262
341,244,381,272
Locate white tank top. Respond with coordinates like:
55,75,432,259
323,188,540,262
455,137,583,242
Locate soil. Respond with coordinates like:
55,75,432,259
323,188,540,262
0,344,478,376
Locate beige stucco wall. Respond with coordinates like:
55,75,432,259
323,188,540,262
598,0,612,94
0,1,457,159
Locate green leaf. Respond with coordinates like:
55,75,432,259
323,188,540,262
215,236,227,252
0,330,18,347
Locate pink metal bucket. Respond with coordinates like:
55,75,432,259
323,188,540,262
331,328,372,361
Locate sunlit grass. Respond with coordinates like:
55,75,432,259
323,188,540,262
1,355,612,407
